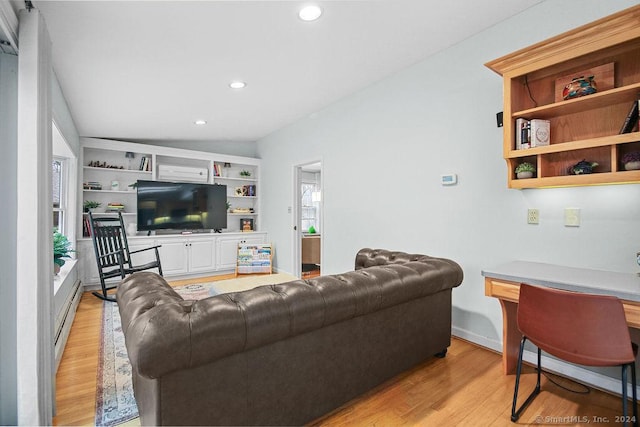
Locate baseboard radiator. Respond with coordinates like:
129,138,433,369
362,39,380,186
54,278,83,371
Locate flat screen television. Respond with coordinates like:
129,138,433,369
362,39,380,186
136,180,227,232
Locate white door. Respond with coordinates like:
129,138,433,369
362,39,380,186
293,161,322,278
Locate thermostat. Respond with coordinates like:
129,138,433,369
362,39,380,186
441,174,458,186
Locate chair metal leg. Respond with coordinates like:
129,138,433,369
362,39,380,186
631,362,638,427
624,365,629,426
620,363,639,427
511,337,541,422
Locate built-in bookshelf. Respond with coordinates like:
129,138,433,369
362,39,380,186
80,138,260,234
485,5,640,189
78,138,266,285
212,161,258,222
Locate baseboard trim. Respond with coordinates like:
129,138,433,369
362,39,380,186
54,278,82,372
452,327,637,397
452,326,502,353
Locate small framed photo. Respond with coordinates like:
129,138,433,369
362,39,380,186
240,218,254,232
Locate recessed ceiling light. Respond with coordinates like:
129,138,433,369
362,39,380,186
229,81,246,89
194,120,207,125
299,5,322,21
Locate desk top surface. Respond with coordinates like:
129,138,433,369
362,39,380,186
482,261,640,302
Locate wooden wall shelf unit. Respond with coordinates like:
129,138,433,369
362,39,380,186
485,5,640,189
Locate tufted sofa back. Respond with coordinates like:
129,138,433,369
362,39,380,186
117,248,463,380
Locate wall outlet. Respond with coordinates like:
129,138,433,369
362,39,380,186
527,208,539,224
565,208,580,227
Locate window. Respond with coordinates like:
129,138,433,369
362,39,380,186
301,182,319,233
52,157,66,234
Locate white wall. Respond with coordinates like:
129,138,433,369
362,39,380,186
257,0,640,352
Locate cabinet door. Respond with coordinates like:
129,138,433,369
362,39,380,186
78,240,101,284
216,238,241,271
188,238,216,273
128,240,160,269
79,239,147,285
156,239,188,276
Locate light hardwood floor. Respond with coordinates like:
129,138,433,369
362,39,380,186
54,286,625,426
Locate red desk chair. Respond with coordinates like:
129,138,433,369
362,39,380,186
512,283,638,426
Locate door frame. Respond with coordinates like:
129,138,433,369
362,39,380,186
292,159,323,278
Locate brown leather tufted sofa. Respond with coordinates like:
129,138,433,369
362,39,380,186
117,248,464,426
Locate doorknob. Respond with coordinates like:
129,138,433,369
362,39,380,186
294,226,297,230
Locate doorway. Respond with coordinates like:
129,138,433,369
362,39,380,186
292,161,322,279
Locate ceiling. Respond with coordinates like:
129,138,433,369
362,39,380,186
30,0,542,144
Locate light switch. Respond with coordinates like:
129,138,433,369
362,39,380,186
565,208,580,227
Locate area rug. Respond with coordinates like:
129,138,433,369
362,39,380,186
94,273,296,426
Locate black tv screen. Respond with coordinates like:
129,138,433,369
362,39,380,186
136,180,227,231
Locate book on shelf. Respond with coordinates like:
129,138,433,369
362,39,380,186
620,98,639,134
83,216,92,237
530,119,550,147
138,156,152,171
213,164,221,177
515,118,530,150
245,184,256,196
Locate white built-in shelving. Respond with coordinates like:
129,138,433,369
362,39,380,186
78,137,265,285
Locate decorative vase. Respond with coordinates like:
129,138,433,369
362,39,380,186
516,171,534,179
624,161,640,171
562,76,597,100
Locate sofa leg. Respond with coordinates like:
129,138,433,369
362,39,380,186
434,348,448,358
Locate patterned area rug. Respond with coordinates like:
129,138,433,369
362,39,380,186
94,273,297,426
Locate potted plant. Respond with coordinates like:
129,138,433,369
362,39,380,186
622,152,640,171
84,200,101,213
226,201,232,212
515,162,536,179
240,170,251,177
53,229,74,275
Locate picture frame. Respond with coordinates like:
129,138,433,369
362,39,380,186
240,218,254,232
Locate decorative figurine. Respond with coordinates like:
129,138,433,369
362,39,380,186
562,76,597,100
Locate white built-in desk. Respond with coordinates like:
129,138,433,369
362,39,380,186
482,261,640,374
